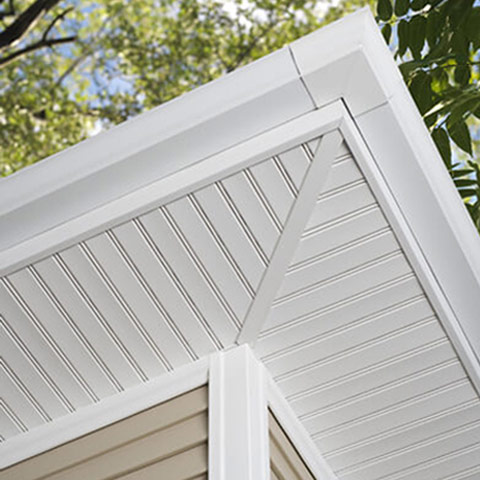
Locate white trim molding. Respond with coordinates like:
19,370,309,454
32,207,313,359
209,345,270,480
238,130,343,344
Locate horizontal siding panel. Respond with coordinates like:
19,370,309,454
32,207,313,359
292,206,388,267
1,387,208,480
117,444,208,480
277,320,446,397
315,381,478,453
303,361,467,435
290,340,456,418
340,421,480,480
279,229,398,299
264,298,433,378
258,276,423,358
267,253,412,329
321,156,362,194
306,182,375,231
326,402,480,468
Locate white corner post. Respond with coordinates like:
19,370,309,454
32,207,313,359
209,345,270,480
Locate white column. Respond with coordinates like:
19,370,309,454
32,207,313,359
209,345,270,480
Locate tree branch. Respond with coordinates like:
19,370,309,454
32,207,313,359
0,0,60,50
0,34,75,67
42,6,73,40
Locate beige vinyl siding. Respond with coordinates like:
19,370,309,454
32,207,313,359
270,411,315,480
0,386,208,480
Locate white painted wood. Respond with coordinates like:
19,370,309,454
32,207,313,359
0,322,69,419
321,155,362,195
208,345,269,480
278,229,398,298
250,159,296,226
111,220,218,358
222,172,280,259
277,320,446,397
194,184,266,290
85,232,190,369
7,268,117,400
0,357,209,469
304,361,467,435
238,130,344,344
166,197,252,320
264,298,434,378
32,255,141,389
140,209,238,346
267,372,338,480
0,280,91,410
267,253,412,329
0,369,43,430
58,245,157,383
291,342,458,429
306,181,375,230
276,144,311,192
0,105,342,277
292,206,388,266
315,381,477,453
258,277,424,363
327,401,480,472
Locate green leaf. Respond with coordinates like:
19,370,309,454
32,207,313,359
394,0,409,17
381,23,392,43
466,7,480,48
377,0,393,21
408,15,426,59
409,71,432,114
426,11,440,48
451,168,475,178
410,0,428,11
458,188,478,199
397,19,409,56
432,127,451,168
454,178,477,187
454,65,470,86
447,117,472,155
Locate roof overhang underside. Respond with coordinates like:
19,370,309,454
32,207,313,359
1,7,480,480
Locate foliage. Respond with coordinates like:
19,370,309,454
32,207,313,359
375,0,480,231
0,0,373,176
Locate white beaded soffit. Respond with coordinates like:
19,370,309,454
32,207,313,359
1,7,480,480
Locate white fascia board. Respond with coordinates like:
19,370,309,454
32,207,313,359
289,7,403,116
0,104,343,276
0,46,313,252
